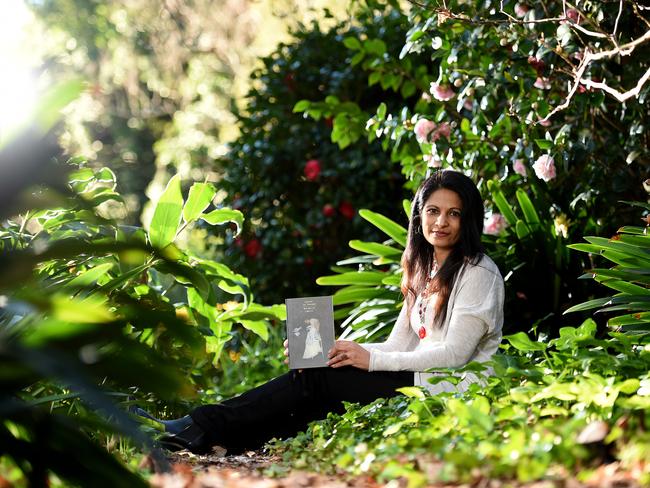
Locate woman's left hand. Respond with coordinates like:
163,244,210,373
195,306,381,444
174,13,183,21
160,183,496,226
327,340,370,370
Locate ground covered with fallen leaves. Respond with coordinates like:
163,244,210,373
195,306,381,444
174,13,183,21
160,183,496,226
146,448,645,488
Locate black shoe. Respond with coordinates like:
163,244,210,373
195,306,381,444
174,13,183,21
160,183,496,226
158,422,210,454
132,407,193,435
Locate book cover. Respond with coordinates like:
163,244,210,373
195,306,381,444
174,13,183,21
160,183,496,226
285,296,335,369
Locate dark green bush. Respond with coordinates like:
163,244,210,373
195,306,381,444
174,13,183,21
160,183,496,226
217,9,425,305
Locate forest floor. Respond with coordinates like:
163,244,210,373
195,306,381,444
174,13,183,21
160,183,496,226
147,449,382,488
144,448,645,488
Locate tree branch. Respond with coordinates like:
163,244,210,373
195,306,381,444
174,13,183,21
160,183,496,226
580,67,650,102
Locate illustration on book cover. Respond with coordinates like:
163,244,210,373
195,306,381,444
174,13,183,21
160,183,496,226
285,296,335,369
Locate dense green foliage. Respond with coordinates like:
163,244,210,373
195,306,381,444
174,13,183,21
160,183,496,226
297,0,648,331
217,10,419,305
3,0,649,485
0,85,283,483
272,318,650,485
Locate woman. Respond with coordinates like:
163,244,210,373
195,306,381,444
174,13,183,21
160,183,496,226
302,318,323,360
143,169,504,454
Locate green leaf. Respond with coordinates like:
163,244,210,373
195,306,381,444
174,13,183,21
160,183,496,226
584,237,650,262
183,182,216,223
332,287,388,305
201,208,244,236
317,271,387,286
349,240,402,258
515,220,531,239
608,312,650,327
487,181,518,226
149,174,183,249
504,332,547,351
377,102,387,120
51,294,114,324
396,386,425,399
534,139,553,150
66,263,114,288
515,189,540,225
364,39,387,56
563,297,612,314
239,319,269,341
359,209,407,248
343,37,362,50
293,100,311,113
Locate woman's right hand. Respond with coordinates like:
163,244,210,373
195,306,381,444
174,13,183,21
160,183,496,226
283,339,289,364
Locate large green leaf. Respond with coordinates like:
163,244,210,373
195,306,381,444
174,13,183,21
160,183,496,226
149,174,183,249
359,209,407,248
487,180,518,226
239,319,269,341
317,271,387,286
333,287,389,305
504,332,547,351
608,312,650,327
563,297,613,314
588,268,650,285
515,189,540,225
584,237,650,261
349,240,402,258
183,182,216,223
201,208,244,236
66,262,114,288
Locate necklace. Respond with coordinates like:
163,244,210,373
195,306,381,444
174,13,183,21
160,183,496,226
417,257,439,339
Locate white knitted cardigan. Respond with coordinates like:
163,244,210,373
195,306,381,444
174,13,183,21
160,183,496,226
360,254,505,395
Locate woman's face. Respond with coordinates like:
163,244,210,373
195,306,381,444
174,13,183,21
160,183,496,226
420,188,463,255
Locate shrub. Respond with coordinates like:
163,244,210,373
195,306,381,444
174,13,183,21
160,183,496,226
217,9,424,305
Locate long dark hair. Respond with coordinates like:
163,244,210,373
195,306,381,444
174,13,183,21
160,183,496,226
401,170,485,326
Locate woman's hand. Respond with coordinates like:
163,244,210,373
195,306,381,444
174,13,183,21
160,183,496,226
283,339,289,365
327,340,370,370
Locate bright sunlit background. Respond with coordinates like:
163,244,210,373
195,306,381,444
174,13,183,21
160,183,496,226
0,1,39,138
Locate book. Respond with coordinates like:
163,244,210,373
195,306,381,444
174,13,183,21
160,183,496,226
285,296,335,369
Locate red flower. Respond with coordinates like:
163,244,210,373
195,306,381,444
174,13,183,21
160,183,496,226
304,159,321,181
244,239,262,258
527,56,546,75
283,72,296,92
418,326,426,339
338,201,355,220
322,204,336,218
324,116,333,128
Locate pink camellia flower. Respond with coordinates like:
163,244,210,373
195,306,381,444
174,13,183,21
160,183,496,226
463,98,474,111
513,159,526,176
565,8,581,23
484,213,508,235
514,3,529,18
414,119,437,143
338,201,355,220
304,159,321,181
435,122,451,139
429,83,455,101
534,77,551,90
533,154,557,182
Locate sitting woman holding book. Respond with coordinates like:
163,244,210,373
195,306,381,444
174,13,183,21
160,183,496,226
139,169,505,454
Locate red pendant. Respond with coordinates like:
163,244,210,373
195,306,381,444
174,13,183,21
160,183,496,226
418,326,426,339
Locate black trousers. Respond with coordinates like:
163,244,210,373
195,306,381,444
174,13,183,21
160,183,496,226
190,366,413,453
